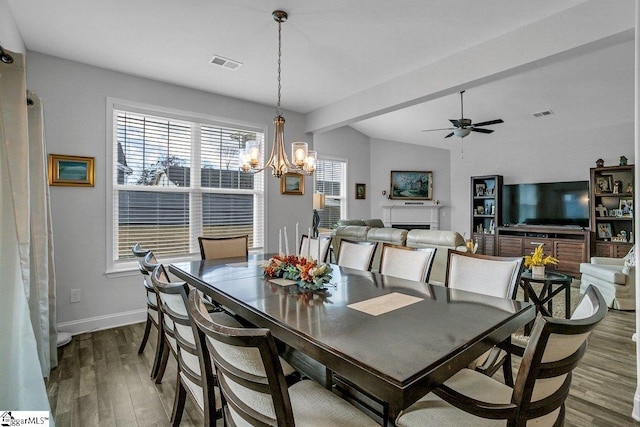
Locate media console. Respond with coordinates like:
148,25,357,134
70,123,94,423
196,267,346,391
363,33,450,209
496,225,590,276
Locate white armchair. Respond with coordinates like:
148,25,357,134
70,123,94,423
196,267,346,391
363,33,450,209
579,256,635,310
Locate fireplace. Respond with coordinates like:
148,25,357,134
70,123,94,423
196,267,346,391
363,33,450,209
382,204,441,230
392,224,431,231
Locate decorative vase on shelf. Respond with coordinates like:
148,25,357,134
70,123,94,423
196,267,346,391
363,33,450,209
532,265,545,278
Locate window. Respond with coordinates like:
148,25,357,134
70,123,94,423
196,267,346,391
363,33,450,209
109,101,264,270
314,158,346,228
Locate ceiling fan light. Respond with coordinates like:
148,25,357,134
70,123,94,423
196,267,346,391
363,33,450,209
453,128,471,138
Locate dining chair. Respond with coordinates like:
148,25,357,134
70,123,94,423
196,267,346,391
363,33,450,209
379,243,437,282
395,285,607,427
132,243,163,379
444,249,524,384
186,288,379,427
298,234,332,262
150,264,244,426
198,235,248,260
444,249,523,299
337,239,378,271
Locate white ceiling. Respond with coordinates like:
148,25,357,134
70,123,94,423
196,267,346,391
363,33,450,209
5,0,635,149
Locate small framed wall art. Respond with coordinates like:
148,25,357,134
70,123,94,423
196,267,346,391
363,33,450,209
355,183,366,199
48,154,95,187
280,172,304,195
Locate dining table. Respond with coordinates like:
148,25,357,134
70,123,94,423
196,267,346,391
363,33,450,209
169,254,535,422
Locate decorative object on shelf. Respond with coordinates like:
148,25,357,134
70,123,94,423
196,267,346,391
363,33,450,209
390,170,433,200
613,180,623,194
263,254,333,290
596,158,604,168
476,205,485,215
595,174,613,194
239,10,316,178
475,183,486,196
48,154,95,187
312,193,325,237
597,222,613,239
280,172,304,195
619,199,633,217
524,244,558,278
627,182,633,194
620,155,628,166
595,204,608,217
355,183,366,200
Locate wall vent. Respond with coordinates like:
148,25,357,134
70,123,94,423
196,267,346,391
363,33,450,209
209,55,242,70
532,110,554,118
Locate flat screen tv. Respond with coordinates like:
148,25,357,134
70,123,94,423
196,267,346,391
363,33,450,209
502,181,590,228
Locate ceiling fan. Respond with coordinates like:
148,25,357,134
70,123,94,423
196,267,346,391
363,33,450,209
422,90,504,138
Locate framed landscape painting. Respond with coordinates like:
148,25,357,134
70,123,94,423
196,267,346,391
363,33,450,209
280,172,304,195
48,154,95,187
390,171,433,200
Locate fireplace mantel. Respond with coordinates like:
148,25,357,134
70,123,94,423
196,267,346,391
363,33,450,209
382,204,441,230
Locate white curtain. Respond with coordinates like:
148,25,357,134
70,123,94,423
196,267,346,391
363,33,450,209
0,49,55,413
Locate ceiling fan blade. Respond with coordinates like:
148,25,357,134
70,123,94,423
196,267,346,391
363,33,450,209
449,119,461,127
472,119,504,127
444,132,454,138
471,127,494,134
421,127,455,132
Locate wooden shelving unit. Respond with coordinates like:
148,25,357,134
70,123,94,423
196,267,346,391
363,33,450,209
470,175,502,255
590,164,634,257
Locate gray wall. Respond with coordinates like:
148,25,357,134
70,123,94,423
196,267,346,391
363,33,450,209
449,123,635,236
314,126,372,221
370,139,453,231
26,52,316,331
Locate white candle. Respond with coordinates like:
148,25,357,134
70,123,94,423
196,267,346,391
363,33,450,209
279,229,282,255
307,228,312,259
295,223,299,257
317,235,321,262
284,226,290,255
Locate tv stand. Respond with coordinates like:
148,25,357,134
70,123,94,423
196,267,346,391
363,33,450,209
497,225,590,276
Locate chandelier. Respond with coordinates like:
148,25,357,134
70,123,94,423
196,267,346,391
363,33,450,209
240,10,316,178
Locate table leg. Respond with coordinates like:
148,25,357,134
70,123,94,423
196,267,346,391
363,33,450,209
565,283,571,319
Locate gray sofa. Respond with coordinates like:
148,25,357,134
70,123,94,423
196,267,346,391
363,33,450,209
332,220,467,285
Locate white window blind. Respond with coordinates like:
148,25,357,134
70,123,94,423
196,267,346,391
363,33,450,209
315,158,346,228
113,110,264,262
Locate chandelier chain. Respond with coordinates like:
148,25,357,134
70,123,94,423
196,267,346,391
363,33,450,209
276,17,282,116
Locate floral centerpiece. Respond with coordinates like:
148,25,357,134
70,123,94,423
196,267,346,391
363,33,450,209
263,254,333,290
524,244,558,277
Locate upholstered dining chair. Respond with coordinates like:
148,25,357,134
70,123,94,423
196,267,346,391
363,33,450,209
198,235,248,260
379,243,437,282
444,249,524,384
444,249,523,299
186,288,379,427
150,264,244,426
337,239,378,271
132,243,164,379
395,285,607,427
298,234,332,263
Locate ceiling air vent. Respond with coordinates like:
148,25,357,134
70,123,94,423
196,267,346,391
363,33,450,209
209,54,242,70
532,110,554,118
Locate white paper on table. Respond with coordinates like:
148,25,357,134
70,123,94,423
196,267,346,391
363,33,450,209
269,278,298,287
347,292,423,316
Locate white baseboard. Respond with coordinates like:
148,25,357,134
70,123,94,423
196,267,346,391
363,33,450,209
57,308,147,336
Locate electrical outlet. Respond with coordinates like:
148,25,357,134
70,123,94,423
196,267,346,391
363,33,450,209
70,289,81,303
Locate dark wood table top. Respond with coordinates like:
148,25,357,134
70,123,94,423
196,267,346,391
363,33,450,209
169,254,535,417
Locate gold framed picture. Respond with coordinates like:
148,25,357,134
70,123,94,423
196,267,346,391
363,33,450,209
280,172,304,195
48,154,95,187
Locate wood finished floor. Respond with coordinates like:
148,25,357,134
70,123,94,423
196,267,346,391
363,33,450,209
47,309,640,427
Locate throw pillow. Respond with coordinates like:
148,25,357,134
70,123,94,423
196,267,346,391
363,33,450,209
624,246,636,267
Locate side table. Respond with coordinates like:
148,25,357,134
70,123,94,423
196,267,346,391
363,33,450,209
520,270,572,334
